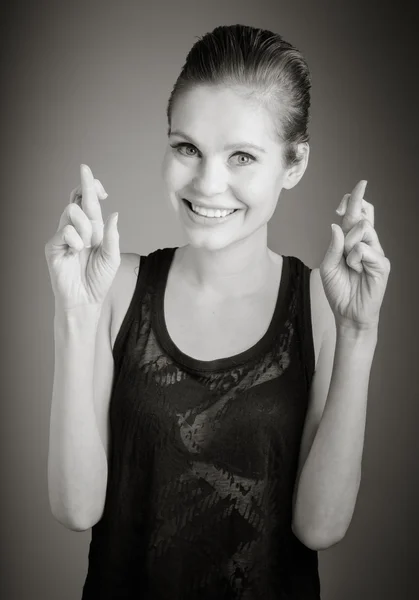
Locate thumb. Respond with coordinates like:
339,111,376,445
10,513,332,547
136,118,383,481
323,223,344,271
101,212,120,259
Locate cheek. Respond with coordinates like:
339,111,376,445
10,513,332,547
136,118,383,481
163,155,191,191
237,169,278,208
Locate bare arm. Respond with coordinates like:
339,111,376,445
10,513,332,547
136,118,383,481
47,302,111,532
292,326,378,549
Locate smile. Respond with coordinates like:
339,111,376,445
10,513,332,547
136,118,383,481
183,199,238,218
182,199,240,225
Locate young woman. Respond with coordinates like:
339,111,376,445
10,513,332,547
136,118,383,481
45,24,390,600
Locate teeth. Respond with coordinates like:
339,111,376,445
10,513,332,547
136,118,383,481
190,203,235,218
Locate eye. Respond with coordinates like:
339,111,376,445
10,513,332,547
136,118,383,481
170,143,256,166
233,153,255,166
170,142,199,157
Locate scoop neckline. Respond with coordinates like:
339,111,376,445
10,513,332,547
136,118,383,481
152,247,290,373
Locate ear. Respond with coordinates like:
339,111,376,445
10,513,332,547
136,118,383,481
282,143,310,190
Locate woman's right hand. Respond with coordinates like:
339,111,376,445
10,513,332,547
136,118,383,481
45,164,121,312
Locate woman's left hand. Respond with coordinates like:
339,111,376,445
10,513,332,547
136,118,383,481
319,180,391,332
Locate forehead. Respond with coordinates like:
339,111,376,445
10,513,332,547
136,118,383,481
171,85,280,149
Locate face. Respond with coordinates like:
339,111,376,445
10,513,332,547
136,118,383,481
161,84,303,252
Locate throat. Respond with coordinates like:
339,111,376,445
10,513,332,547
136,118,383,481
175,246,282,301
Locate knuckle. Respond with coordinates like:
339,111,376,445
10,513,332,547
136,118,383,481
360,218,374,232
85,219,93,237
69,202,87,221
66,202,75,216
84,178,95,191
67,203,79,221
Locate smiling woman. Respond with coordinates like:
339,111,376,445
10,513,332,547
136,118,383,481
162,88,309,253
44,23,389,600
79,25,320,600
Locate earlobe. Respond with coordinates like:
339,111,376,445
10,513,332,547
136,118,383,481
282,175,297,190
284,143,310,189
283,167,304,190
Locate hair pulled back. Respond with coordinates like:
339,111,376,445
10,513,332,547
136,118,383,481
166,24,311,168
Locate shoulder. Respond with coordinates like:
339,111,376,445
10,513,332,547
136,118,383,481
285,256,324,325
110,247,177,305
119,252,142,278
108,252,142,315
309,266,336,364
117,251,142,283
310,267,335,334
273,254,333,366
108,249,177,348
287,256,334,369
289,256,334,343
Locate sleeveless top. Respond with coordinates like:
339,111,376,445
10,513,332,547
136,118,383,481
81,247,321,600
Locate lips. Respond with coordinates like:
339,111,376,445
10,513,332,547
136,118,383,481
181,198,242,226
183,199,239,213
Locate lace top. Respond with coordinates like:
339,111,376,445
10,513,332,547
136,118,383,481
81,247,321,599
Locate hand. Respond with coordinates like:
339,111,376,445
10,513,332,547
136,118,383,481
45,164,121,312
319,180,391,332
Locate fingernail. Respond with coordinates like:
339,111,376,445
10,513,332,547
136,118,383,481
100,183,108,199
336,195,347,214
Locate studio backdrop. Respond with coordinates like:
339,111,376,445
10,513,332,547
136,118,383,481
0,0,417,598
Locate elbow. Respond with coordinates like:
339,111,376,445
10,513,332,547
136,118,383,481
67,521,92,533
291,520,347,551
50,509,94,532
49,494,104,532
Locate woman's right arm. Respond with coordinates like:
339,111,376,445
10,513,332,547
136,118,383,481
48,298,112,532
45,164,121,532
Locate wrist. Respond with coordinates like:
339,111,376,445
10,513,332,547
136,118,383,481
336,322,378,342
54,303,103,333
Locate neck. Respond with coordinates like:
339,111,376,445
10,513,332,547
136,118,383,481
178,225,276,298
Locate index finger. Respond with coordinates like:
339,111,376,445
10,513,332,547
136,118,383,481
346,180,368,220
80,164,103,224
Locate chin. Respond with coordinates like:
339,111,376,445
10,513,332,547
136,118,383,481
184,233,230,252
182,228,251,253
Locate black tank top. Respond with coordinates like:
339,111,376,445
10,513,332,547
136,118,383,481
81,247,321,600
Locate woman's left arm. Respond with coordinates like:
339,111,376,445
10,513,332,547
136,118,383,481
292,325,378,550
292,179,391,550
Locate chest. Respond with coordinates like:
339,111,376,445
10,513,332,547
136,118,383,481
111,256,325,370
164,278,281,362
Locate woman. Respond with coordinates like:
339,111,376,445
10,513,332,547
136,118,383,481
45,24,390,600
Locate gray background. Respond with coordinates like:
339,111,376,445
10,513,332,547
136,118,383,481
1,0,418,598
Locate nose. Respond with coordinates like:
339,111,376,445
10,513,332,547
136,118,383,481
191,158,228,198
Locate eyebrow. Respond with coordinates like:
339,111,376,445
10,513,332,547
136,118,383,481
169,130,267,153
